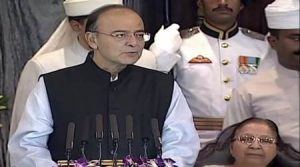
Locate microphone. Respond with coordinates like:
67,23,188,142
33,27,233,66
151,118,162,157
126,115,134,155
80,117,90,160
65,122,75,167
95,114,103,166
109,114,119,166
141,118,150,159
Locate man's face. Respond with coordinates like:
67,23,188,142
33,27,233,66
200,0,244,25
268,29,300,71
93,9,145,67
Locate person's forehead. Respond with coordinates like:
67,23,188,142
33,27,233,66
280,29,300,35
236,122,274,136
99,8,140,22
97,9,144,30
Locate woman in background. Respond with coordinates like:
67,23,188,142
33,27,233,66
196,117,300,167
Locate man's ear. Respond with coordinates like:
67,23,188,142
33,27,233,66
240,3,245,11
197,0,204,16
69,20,84,32
85,32,98,49
267,35,278,49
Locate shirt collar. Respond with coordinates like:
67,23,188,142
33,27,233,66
200,20,239,40
276,61,300,78
83,52,131,83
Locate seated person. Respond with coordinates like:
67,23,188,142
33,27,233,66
196,117,300,167
8,5,200,167
223,0,299,151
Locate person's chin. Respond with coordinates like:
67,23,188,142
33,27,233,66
122,57,140,65
245,153,266,162
122,53,140,62
211,15,235,23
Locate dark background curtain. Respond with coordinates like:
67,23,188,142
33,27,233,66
0,0,273,166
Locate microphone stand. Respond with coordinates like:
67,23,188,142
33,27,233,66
95,114,103,166
142,137,149,159
127,138,133,156
126,115,134,157
66,149,71,167
109,114,119,166
112,139,119,167
151,118,163,158
97,138,102,166
65,122,75,167
80,140,88,160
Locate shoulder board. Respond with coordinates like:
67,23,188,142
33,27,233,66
241,28,265,41
180,26,201,39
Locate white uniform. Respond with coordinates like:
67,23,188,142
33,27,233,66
10,39,156,137
224,61,299,151
172,22,273,142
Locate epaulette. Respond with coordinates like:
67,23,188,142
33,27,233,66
241,28,265,41
180,26,201,39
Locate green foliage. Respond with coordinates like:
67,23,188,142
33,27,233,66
0,95,8,111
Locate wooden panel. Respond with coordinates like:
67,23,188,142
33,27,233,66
193,117,223,131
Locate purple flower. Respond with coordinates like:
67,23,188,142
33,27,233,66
74,156,88,167
123,155,135,166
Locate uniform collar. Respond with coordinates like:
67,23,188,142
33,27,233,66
200,20,239,40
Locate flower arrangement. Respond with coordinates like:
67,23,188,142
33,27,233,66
73,155,177,167
0,95,8,128
122,155,176,167
0,95,8,111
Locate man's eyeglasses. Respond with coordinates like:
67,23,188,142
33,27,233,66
92,31,151,42
232,134,277,145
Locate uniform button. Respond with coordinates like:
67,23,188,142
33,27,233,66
223,77,231,83
221,43,229,48
221,59,229,65
224,95,231,101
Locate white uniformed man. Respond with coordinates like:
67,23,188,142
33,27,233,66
9,0,157,138
224,0,300,151
150,0,275,145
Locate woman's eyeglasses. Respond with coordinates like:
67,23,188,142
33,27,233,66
232,134,277,145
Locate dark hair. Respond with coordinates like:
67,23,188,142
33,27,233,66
196,117,300,167
269,29,280,38
68,15,88,24
241,0,253,6
85,4,139,32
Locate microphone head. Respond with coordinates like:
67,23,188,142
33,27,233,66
95,114,103,140
80,116,90,143
65,122,75,150
151,118,162,149
126,115,134,140
109,114,119,140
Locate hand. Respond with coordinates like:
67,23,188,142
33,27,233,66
153,24,182,53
